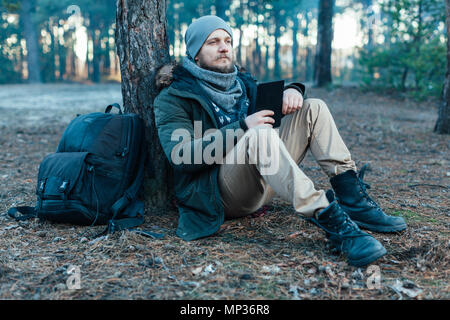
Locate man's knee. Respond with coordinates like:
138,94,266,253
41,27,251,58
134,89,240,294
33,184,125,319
225,125,279,165
304,98,329,112
303,98,332,120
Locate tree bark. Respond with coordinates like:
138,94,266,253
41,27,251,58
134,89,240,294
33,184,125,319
116,0,173,206
20,0,42,83
314,0,334,87
434,0,450,134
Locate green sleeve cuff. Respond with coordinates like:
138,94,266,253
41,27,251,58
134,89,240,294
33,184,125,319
239,117,248,131
284,82,306,97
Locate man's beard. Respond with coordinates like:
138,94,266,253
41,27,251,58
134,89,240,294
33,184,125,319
197,56,235,74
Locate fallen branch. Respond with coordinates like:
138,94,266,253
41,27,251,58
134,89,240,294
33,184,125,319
408,184,448,189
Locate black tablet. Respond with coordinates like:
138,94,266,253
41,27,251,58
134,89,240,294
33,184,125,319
254,80,285,128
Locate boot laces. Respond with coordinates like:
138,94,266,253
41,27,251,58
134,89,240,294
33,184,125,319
358,164,378,208
309,207,367,240
327,210,360,237
323,209,374,254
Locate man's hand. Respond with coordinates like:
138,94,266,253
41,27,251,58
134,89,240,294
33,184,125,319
282,88,303,115
245,110,275,129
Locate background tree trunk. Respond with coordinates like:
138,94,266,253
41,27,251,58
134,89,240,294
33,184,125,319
292,14,299,80
47,21,56,82
303,13,312,82
314,0,334,87
361,0,374,51
434,0,450,134
116,0,173,206
58,34,66,81
20,0,42,83
236,0,244,67
103,32,111,77
215,0,228,20
273,9,281,79
92,29,101,83
254,7,262,79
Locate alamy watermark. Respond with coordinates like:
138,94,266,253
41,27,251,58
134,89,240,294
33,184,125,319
66,264,81,290
366,265,382,290
66,5,81,30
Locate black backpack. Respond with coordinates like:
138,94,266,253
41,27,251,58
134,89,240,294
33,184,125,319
8,103,163,238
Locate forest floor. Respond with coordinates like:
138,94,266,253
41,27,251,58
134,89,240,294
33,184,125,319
0,83,448,300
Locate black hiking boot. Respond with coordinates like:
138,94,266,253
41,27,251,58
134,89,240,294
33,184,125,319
330,164,407,233
309,191,387,267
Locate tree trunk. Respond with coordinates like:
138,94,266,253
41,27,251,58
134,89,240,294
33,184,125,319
58,34,67,81
116,0,173,206
273,9,281,79
86,29,92,80
434,0,450,134
264,44,270,81
237,28,243,66
361,0,374,51
236,0,244,67
215,0,228,20
47,22,56,82
303,13,312,82
254,18,262,78
314,0,334,87
20,0,41,83
92,29,101,83
71,43,77,78
381,0,393,49
292,14,299,80
103,32,111,77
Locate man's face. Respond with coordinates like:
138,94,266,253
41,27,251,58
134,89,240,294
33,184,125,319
195,29,235,73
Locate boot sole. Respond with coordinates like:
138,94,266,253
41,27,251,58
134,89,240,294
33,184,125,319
353,220,407,233
348,246,387,267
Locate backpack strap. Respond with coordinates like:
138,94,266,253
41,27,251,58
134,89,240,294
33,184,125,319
8,206,37,221
110,135,147,220
108,199,145,232
108,200,164,238
94,199,164,239
97,128,164,239
105,103,123,114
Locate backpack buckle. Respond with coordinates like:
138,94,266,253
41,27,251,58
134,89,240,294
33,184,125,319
37,179,46,195
59,180,69,193
108,220,117,233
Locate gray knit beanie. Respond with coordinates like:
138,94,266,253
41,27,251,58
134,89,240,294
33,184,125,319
185,15,233,60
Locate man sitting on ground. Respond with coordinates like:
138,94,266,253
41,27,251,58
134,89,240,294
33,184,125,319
154,15,406,267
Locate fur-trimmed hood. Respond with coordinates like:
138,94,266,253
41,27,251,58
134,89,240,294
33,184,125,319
155,62,179,91
155,61,249,91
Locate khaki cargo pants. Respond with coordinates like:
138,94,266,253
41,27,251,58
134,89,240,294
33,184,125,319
218,98,356,218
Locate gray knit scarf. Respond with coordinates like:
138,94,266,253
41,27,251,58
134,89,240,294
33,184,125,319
183,57,243,112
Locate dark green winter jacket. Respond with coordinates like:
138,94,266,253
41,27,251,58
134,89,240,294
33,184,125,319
153,63,305,241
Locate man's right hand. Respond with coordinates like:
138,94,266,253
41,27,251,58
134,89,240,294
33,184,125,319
244,110,275,129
